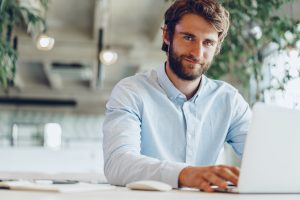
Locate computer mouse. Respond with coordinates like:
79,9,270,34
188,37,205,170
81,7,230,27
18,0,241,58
126,180,172,192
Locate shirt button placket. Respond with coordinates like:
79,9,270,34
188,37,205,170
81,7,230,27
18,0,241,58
183,102,193,164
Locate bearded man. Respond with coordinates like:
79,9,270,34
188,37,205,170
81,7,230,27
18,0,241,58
103,0,251,192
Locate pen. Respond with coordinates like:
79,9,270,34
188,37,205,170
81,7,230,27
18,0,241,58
33,180,79,184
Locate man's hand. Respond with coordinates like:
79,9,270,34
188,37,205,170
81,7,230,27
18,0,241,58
178,165,240,192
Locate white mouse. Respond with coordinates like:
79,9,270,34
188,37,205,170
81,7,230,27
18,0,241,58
126,180,172,192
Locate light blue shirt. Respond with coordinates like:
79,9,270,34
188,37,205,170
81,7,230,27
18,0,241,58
103,64,251,188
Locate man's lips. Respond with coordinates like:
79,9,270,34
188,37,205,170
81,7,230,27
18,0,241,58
183,57,200,65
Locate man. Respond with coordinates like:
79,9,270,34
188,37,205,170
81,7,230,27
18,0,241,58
103,0,251,192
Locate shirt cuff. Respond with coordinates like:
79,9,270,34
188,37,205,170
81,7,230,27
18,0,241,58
161,161,188,188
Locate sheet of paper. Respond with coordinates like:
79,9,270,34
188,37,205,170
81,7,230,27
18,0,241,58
0,171,107,183
0,181,115,193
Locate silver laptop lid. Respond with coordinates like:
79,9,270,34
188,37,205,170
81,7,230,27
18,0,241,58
238,103,300,193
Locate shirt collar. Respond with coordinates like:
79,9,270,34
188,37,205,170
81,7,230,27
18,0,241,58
190,75,207,103
157,64,183,101
157,64,207,103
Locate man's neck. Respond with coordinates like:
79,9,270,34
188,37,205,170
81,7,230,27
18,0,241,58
165,62,202,100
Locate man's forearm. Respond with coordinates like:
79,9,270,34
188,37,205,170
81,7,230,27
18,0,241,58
104,151,187,188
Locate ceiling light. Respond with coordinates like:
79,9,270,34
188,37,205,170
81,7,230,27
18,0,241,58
98,0,118,66
99,49,118,65
36,34,55,51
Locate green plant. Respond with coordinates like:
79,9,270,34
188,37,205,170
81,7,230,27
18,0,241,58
207,0,300,102
0,0,48,88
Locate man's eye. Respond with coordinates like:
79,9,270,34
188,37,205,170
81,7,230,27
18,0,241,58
205,41,215,47
183,35,193,41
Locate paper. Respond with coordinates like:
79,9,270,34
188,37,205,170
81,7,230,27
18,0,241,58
0,181,116,193
0,171,107,183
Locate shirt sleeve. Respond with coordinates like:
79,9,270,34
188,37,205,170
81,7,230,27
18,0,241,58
103,80,187,188
226,92,252,159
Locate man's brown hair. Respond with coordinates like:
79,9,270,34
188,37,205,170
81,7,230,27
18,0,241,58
162,0,230,55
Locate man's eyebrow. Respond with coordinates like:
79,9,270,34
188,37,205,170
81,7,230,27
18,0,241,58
205,38,218,43
179,32,196,38
179,32,218,43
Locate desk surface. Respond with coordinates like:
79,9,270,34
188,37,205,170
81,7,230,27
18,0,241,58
1,187,300,200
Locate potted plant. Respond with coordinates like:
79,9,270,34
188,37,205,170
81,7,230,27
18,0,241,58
207,0,300,103
0,0,48,89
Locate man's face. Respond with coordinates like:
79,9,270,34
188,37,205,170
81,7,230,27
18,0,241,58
165,14,219,81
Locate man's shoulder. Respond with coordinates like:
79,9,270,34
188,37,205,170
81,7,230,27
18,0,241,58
205,77,250,114
205,76,238,95
121,69,155,82
113,68,158,93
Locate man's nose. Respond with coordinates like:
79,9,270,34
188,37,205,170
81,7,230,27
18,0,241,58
190,43,204,60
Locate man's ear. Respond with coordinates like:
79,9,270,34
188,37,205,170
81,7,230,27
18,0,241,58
162,25,170,45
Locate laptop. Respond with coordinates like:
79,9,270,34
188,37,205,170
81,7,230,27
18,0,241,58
218,103,300,193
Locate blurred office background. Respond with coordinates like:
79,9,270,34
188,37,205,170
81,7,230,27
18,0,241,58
0,0,299,181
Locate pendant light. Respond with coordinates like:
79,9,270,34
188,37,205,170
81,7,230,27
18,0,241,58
36,23,55,51
99,0,118,65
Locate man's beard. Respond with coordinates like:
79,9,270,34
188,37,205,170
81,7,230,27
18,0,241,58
168,43,211,81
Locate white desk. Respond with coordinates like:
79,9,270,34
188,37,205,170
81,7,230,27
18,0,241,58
1,187,300,200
